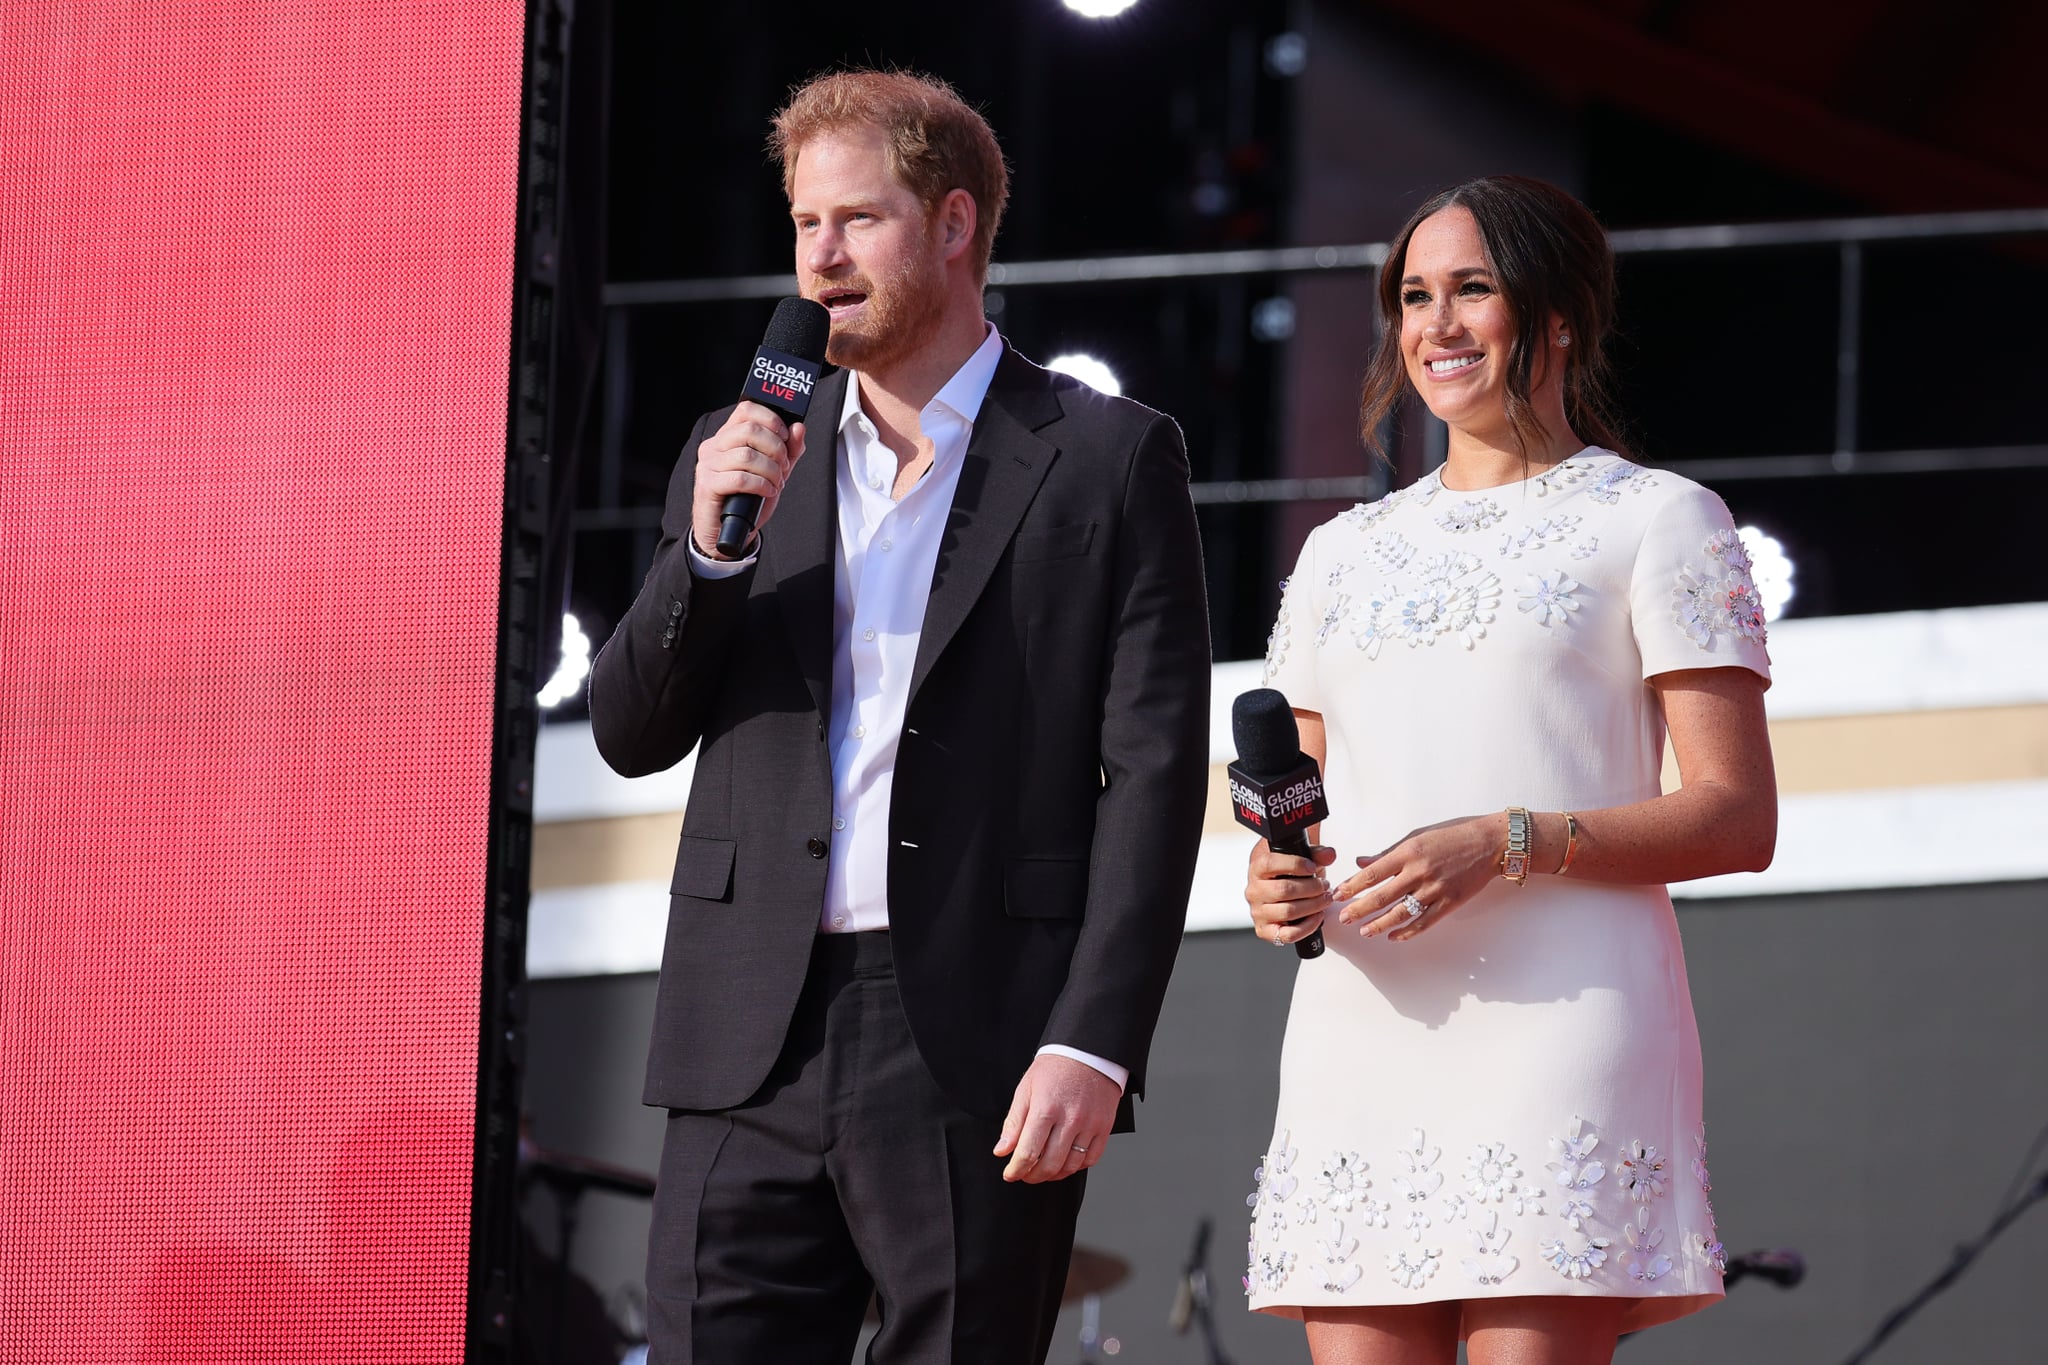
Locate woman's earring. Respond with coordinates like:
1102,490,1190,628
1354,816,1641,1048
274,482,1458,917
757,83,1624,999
1558,332,1571,347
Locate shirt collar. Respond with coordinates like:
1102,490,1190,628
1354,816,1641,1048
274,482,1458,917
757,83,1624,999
837,323,1005,437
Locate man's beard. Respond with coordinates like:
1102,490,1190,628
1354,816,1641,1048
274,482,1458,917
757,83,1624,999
818,241,949,375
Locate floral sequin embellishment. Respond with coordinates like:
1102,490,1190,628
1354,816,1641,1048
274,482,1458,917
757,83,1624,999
1316,596,1351,647
1317,1151,1371,1214
1586,460,1657,504
1622,1209,1673,1283
1499,515,1581,559
1387,1248,1442,1289
1548,1116,1606,1195
1252,1248,1296,1292
1539,1234,1612,1281
1248,1131,1300,1215
1365,532,1417,574
1393,1129,1446,1205
1516,573,1582,627
1390,557,1501,652
1341,486,1408,532
1437,498,1505,534
1673,527,1768,652
1465,1143,1522,1204
1461,1211,1520,1287
1262,578,1293,684
1616,1140,1668,1203
1530,459,1595,497
1316,1219,1364,1293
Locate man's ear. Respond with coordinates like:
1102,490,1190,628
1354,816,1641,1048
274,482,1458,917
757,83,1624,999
937,188,977,264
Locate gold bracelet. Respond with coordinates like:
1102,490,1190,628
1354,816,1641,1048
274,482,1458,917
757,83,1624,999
1557,812,1580,875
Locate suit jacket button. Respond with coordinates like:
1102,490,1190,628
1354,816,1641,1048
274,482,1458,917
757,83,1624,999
806,837,827,859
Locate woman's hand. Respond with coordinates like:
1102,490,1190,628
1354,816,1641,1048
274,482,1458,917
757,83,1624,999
1332,813,1509,942
1245,839,1336,948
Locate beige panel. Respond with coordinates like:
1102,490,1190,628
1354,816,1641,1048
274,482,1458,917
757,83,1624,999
532,813,679,890
534,705,2048,888
1662,703,2048,795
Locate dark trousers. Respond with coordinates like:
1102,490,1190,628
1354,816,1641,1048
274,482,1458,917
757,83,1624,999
645,931,1085,1364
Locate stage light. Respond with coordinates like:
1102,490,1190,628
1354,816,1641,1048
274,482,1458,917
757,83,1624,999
538,612,592,709
1063,0,1140,16
1252,296,1296,342
1739,526,1796,621
1047,353,1123,396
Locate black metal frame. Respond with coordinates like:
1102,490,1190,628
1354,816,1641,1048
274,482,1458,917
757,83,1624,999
469,0,569,1355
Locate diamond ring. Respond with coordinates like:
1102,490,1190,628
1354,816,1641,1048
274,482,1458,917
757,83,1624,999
1398,893,1427,923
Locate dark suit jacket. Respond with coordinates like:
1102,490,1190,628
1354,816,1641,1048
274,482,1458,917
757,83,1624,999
588,345,1211,1125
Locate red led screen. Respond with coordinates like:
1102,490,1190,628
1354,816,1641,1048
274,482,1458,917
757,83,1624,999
0,4,525,1360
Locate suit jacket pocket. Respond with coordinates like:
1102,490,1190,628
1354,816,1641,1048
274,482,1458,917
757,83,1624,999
671,835,737,902
1003,856,1089,919
1010,522,1096,563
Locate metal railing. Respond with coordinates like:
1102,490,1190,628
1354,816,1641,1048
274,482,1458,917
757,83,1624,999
583,206,2048,522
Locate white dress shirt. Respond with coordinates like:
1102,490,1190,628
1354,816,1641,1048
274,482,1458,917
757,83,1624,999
689,325,1126,1093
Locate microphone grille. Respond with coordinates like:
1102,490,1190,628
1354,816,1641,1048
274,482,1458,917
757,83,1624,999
765,296,831,361
1232,688,1302,773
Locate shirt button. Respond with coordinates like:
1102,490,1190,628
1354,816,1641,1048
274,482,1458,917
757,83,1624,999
852,724,866,738
832,916,847,928
869,475,883,490
880,539,893,552
862,627,876,642
833,816,846,830
806,837,827,859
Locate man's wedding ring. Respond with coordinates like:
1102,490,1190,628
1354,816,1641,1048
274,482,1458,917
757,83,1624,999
1398,894,1427,923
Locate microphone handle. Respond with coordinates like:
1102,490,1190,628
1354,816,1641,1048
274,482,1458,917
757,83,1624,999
715,497,759,558
714,398,804,558
1269,830,1325,960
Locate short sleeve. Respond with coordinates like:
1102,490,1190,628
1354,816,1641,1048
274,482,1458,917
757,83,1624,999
1261,527,1324,712
1627,484,1772,685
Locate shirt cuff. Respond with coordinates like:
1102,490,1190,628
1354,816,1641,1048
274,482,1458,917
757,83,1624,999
1036,1044,1128,1094
686,534,756,578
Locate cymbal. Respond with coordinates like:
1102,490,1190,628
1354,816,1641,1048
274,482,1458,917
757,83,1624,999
1063,1245,1130,1303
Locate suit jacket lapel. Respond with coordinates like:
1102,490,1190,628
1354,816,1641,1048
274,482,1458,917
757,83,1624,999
907,346,1063,705
763,366,844,721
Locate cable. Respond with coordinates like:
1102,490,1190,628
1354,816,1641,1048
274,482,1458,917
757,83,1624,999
1991,1115,2048,1218
1838,1167,2048,1365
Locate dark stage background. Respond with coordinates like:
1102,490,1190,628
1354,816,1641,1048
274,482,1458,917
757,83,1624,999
555,0,2048,709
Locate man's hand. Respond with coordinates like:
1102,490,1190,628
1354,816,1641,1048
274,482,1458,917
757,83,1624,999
691,401,807,557
993,1053,1120,1183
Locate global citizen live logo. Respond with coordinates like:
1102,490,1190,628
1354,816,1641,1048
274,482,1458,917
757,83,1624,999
743,345,821,413
1227,762,1327,835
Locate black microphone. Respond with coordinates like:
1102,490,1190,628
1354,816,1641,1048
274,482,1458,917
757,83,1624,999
717,296,831,557
1229,688,1329,960
1724,1247,1805,1289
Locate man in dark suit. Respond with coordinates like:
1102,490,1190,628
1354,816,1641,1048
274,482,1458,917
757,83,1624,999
588,68,1210,1364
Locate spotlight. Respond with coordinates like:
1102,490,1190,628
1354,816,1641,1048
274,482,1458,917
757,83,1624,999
1251,296,1296,342
1047,354,1122,396
1739,526,1795,622
538,612,592,709
1063,0,1140,16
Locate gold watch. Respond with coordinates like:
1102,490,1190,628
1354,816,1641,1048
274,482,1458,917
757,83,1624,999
1500,807,1532,886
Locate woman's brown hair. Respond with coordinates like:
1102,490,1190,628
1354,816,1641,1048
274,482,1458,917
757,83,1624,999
1358,175,1628,461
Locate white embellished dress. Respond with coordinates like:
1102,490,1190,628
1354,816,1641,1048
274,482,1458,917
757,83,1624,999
1246,451,1770,1330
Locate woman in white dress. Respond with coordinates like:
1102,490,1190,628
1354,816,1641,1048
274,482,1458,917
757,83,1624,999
1242,176,1778,1365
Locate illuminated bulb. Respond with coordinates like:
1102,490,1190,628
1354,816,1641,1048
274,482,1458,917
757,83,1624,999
1047,353,1122,396
538,613,593,709
1739,526,1795,622
1063,0,1140,15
